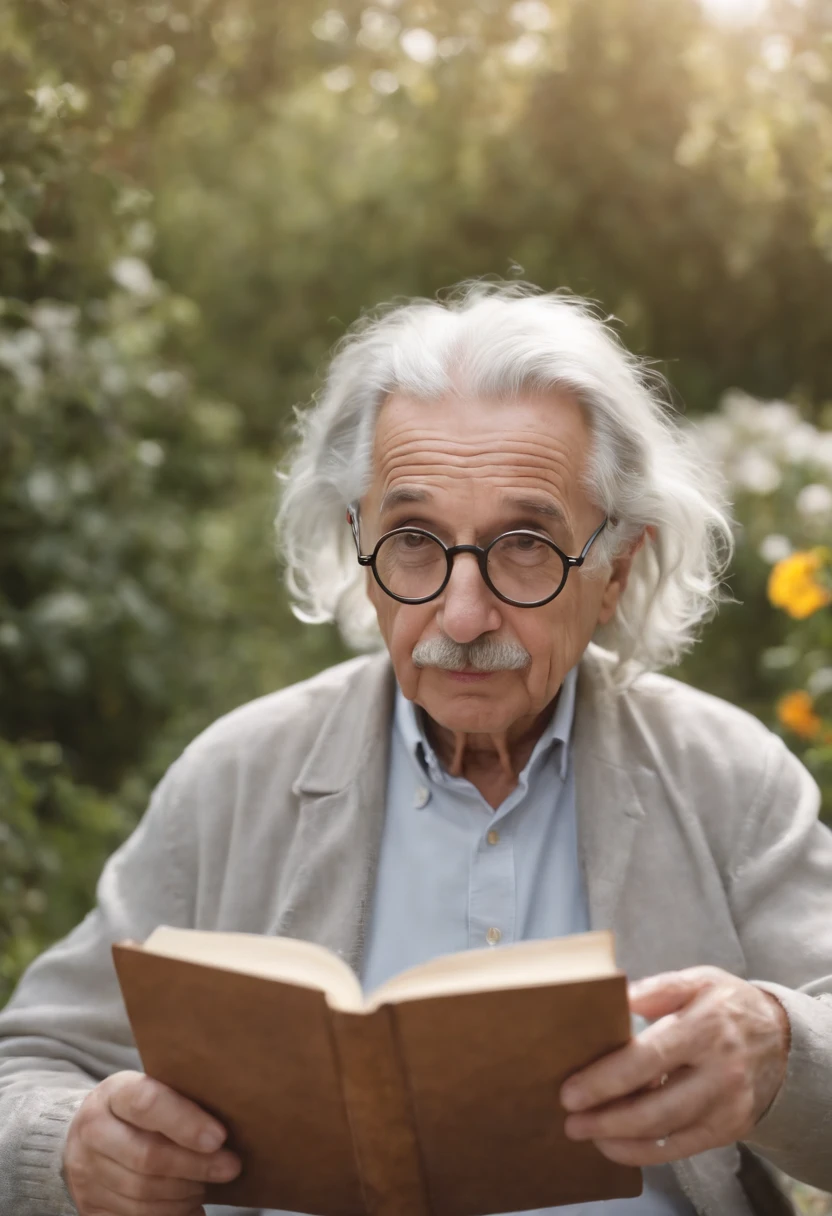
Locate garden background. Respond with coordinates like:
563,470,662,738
2,0,832,1208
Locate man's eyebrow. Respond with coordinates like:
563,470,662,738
379,487,571,531
502,496,571,530
379,487,432,513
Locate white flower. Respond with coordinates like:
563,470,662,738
761,645,799,670
796,483,832,517
758,534,792,564
755,400,800,440
146,369,187,398
722,389,762,429
27,468,60,509
0,329,45,391
101,365,129,395
34,590,90,628
693,416,734,462
137,440,165,468
783,422,818,465
808,667,832,697
31,302,79,332
0,328,44,364
732,451,781,495
809,433,832,477
110,256,157,298
28,236,52,257
0,623,21,648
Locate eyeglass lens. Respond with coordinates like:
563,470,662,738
374,531,567,604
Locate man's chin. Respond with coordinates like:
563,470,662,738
416,673,520,733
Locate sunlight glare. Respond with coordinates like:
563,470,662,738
699,0,767,23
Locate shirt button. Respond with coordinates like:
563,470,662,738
486,927,502,946
486,829,500,846
413,785,430,809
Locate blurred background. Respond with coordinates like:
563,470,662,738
1,0,832,1198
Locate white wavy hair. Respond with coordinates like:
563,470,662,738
277,281,733,680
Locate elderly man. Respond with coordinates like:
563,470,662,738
1,283,830,1216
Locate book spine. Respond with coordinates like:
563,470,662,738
331,1006,432,1216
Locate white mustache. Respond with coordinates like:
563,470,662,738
411,636,531,672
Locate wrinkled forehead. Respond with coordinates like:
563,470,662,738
367,389,593,530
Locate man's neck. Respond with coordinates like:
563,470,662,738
422,696,560,810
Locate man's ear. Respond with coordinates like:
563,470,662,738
596,527,652,625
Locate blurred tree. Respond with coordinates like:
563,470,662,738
144,0,832,436
0,0,346,1001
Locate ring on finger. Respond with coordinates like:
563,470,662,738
655,1074,670,1147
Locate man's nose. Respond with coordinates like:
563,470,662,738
436,552,502,644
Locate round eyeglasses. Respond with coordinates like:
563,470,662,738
347,503,609,608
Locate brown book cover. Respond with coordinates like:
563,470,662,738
112,929,642,1216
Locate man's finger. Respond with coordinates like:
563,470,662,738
593,1120,724,1169
80,1180,205,1216
109,1076,227,1153
561,992,721,1113
627,967,722,1021
87,1149,207,1201
561,1022,677,1112
564,1065,715,1144
93,1115,240,1183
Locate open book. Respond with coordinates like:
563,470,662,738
113,927,641,1216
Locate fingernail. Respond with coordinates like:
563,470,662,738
199,1127,225,1152
132,1080,156,1112
210,1155,240,1181
561,1086,584,1111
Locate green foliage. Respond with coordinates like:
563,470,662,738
0,737,130,998
0,0,349,1005
1,0,831,1054
1,285,239,784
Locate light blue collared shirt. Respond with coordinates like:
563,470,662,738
361,669,694,1216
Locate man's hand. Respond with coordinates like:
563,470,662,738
559,966,790,1166
63,1070,241,1216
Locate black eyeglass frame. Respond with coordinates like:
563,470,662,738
346,502,610,608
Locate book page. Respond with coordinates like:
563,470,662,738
142,927,365,1012
366,930,617,1011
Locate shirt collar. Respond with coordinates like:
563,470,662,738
394,664,578,788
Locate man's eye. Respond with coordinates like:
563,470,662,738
505,534,546,552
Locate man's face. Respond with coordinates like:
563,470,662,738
361,390,630,738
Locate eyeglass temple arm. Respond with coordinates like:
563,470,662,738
346,503,373,565
572,517,611,567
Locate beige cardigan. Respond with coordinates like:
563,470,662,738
1,646,831,1216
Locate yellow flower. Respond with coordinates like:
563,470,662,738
776,690,822,739
767,548,832,619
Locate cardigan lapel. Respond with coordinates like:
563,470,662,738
275,653,396,974
573,648,648,934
